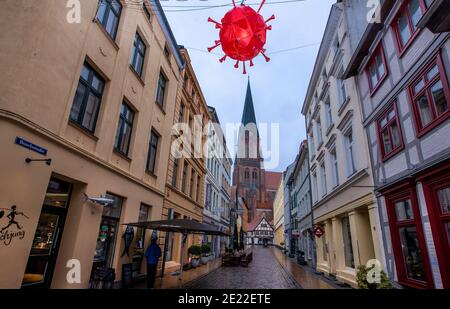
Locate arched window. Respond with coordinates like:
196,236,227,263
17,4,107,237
252,170,258,187
244,169,250,183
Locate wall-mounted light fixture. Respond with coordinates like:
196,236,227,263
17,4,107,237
25,158,52,166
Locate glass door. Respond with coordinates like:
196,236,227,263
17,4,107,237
385,186,433,289
421,168,450,289
22,177,73,288
92,193,123,270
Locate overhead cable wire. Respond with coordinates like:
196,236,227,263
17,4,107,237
124,0,308,13
184,41,320,56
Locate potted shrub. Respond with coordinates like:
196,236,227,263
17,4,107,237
200,244,211,264
356,264,394,289
188,244,202,268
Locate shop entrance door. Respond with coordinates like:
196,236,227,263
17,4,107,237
21,177,73,288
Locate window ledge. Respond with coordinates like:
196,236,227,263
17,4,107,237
94,19,120,51
415,111,450,138
325,123,334,137
312,168,369,208
316,141,324,151
129,65,145,86
145,169,158,179
396,29,423,59
337,96,351,116
369,73,388,97
381,145,404,163
155,101,166,115
113,148,132,162
68,120,99,141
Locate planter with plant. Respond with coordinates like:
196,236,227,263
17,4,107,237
200,244,211,264
356,264,394,289
188,244,202,268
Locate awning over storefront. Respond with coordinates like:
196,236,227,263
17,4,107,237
123,219,229,236
123,219,228,288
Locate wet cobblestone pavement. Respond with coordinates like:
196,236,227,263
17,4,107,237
186,246,300,289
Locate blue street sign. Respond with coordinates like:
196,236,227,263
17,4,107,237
15,137,48,156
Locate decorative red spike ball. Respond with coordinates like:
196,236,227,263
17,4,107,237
208,0,275,74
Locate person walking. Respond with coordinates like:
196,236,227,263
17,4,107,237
145,232,161,289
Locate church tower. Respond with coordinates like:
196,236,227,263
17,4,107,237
232,80,267,223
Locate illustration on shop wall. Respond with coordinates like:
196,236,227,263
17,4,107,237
208,0,275,74
0,205,29,246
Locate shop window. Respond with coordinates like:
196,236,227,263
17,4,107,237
366,44,388,95
96,0,122,40
146,130,159,174
114,102,134,156
421,167,450,288
377,102,404,160
322,229,328,262
384,185,433,288
408,53,450,136
93,193,124,268
130,32,146,77
341,216,355,268
70,62,105,133
132,203,152,276
22,177,73,288
392,0,426,55
156,71,167,109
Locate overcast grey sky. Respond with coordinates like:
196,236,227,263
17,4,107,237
162,0,335,172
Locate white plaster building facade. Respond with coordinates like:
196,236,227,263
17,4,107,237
301,3,385,287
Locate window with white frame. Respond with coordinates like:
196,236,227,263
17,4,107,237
312,170,318,203
309,132,315,158
333,35,341,56
330,146,339,188
324,95,333,129
316,116,323,146
343,128,356,176
319,161,327,197
337,67,347,106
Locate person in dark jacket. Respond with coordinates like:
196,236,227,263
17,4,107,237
145,232,161,289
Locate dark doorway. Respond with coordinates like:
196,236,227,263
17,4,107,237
22,177,73,288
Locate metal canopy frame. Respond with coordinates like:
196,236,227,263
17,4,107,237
123,219,228,288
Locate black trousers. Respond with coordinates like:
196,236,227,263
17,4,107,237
146,263,158,289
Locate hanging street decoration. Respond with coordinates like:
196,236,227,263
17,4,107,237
208,0,275,74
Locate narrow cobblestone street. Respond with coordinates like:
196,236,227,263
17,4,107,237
185,246,338,289
186,246,299,289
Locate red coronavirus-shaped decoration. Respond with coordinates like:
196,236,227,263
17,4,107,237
208,0,275,74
